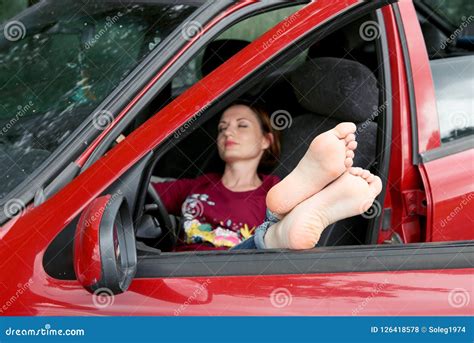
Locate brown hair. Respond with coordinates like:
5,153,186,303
227,100,281,171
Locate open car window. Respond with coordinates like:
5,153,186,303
144,8,385,253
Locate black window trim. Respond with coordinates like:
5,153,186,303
136,241,474,278
420,135,474,163
365,8,393,245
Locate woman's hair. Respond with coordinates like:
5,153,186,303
226,100,281,171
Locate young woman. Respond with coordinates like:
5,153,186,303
153,101,382,251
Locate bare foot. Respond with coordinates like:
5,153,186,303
266,122,358,215
264,168,382,250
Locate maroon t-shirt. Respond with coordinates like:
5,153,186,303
152,173,280,251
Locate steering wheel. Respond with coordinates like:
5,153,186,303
145,183,178,250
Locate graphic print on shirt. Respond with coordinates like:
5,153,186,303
181,193,256,248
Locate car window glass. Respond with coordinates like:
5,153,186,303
416,0,473,60
0,1,201,199
420,0,474,28
430,56,474,143
416,1,474,143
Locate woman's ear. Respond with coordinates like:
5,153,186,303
262,132,273,150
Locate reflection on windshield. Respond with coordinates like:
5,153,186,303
0,1,199,199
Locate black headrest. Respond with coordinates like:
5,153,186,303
201,39,250,77
307,30,348,59
289,57,379,122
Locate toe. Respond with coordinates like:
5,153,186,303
344,158,353,168
344,133,356,144
369,176,383,195
333,122,357,139
347,141,358,150
350,167,363,175
346,150,355,158
362,170,371,179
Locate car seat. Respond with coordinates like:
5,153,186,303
272,57,380,246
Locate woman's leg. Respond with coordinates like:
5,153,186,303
231,209,281,250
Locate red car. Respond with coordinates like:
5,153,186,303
0,0,472,316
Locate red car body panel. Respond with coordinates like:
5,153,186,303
73,195,110,288
0,0,472,316
420,150,474,242
397,1,441,153
5,268,474,316
378,5,425,245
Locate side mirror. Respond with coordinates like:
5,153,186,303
74,194,137,295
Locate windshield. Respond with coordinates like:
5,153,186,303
0,0,201,199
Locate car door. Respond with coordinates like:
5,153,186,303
396,1,474,242
2,0,472,317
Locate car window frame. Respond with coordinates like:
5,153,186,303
129,1,403,276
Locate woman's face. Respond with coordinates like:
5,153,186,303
217,104,271,164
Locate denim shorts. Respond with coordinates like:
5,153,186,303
230,209,281,250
